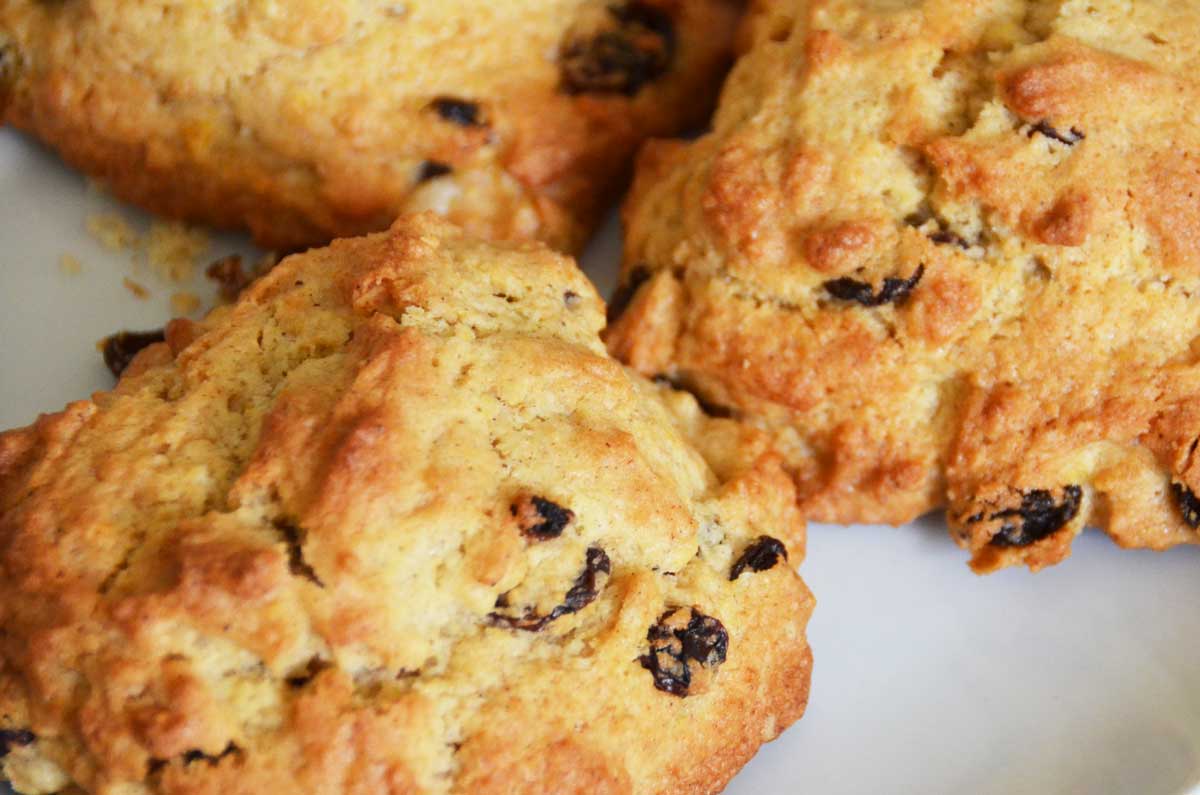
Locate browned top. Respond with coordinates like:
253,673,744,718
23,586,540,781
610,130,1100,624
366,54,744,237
610,0,1200,570
0,216,813,794
0,0,740,251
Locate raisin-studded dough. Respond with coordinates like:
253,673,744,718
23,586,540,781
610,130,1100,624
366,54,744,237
609,0,1200,571
0,0,738,251
0,215,813,795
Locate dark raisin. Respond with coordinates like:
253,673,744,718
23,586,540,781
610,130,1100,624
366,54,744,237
285,656,331,688
651,374,736,419
824,264,925,307
275,521,324,587
489,546,611,631
184,743,239,766
205,254,253,302
417,160,453,182
558,547,611,613
928,230,971,249
0,730,34,758
729,536,788,580
560,2,675,96
606,265,651,323
638,607,728,697
430,97,483,127
904,209,972,249
512,495,574,541
1171,481,1200,528
966,485,1083,547
1028,120,1085,146
149,742,239,776
563,290,582,308
101,329,166,378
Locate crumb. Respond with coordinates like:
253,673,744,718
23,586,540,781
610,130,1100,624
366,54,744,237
86,213,139,251
170,291,202,316
122,277,150,299
146,221,210,283
59,254,83,276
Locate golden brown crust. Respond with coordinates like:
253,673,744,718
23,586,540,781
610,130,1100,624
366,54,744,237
0,215,813,795
0,0,741,252
610,0,1200,570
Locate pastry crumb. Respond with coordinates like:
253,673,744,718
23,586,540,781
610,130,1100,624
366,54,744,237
170,291,202,316
122,277,150,299
146,221,210,283
86,213,139,251
58,254,83,275
84,207,227,311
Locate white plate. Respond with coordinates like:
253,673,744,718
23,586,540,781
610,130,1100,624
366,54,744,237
3,128,1200,795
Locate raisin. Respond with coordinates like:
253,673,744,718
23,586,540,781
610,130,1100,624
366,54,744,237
417,160,453,182
275,521,324,587
1171,481,1200,528
606,265,651,323
559,547,611,612
430,97,484,127
904,209,973,249
205,254,253,302
489,546,611,631
652,374,736,419
512,494,574,541
729,536,788,580
966,485,1083,547
563,290,582,308
824,264,925,307
101,329,166,378
928,230,971,249
0,730,34,758
285,656,331,688
560,2,675,96
1028,120,1084,146
151,742,240,775
638,607,728,697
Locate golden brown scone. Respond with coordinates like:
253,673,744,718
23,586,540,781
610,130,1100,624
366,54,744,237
609,0,1200,572
0,0,740,252
0,215,813,795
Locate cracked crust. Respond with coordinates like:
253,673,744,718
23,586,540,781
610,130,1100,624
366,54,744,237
0,215,813,795
609,0,1200,571
0,0,740,252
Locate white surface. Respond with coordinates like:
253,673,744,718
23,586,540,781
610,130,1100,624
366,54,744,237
3,128,1200,795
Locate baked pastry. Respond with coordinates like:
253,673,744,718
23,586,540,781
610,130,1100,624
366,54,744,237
0,215,813,794
609,0,1200,571
0,0,739,252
